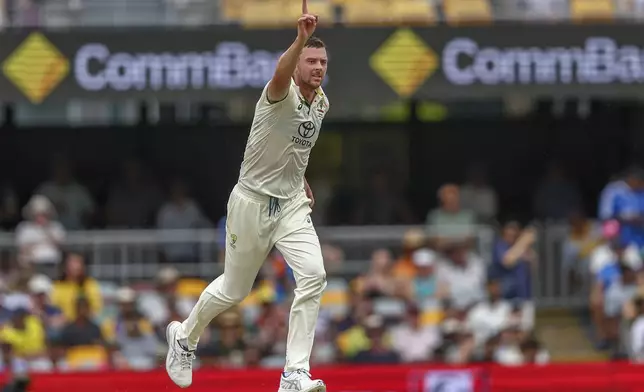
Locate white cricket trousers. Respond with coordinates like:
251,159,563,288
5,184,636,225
179,183,327,372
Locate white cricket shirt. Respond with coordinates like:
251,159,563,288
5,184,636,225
238,79,330,199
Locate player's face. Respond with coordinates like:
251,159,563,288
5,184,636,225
297,47,328,89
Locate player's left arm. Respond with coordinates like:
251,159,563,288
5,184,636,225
304,177,315,208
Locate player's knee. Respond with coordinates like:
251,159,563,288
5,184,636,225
301,263,327,294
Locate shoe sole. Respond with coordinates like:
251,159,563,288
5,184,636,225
278,382,326,392
165,321,190,389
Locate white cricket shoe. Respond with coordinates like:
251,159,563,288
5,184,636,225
165,321,195,388
278,369,326,392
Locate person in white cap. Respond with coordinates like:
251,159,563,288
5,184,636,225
404,248,439,303
15,195,65,270
28,275,64,340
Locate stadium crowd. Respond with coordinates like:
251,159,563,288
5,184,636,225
3,156,644,372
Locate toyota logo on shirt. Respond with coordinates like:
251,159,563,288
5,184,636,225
297,121,316,139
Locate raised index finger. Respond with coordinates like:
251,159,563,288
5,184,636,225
302,0,308,15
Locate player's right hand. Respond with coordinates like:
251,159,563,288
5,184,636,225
297,0,318,40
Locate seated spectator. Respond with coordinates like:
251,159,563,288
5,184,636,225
27,275,64,343
51,253,102,321
563,210,602,278
490,221,536,302
157,179,211,264
36,156,94,230
0,300,50,371
15,195,65,272
59,298,105,348
467,280,512,347
106,159,162,229
591,238,643,348
390,305,440,363
533,162,582,221
433,319,475,364
353,249,396,298
392,228,426,279
253,300,288,356
426,184,476,250
460,164,498,223
629,296,644,362
401,248,439,304
352,314,399,364
494,323,546,365
138,267,196,337
603,264,640,353
321,243,345,276
436,242,486,310
198,310,247,368
107,288,159,370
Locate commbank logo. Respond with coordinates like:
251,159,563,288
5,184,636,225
369,28,438,98
3,32,69,104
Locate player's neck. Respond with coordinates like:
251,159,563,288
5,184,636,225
294,77,316,104
299,85,316,104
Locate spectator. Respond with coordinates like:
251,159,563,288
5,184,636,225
467,280,512,347
433,319,475,364
401,248,439,304
460,164,498,223
353,249,396,298
629,296,644,362
601,167,644,251
108,288,159,370
603,264,640,353
36,157,94,230
0,184,18,230
199,310,247,368
390,305,440,363
321,243,345,276
563,210,602,287
436,242,486,310
352,314,399,364
138,267,195,336
59,298,106,349
590,238,643,349
533,162,582,221
392,228,426,279
51,253,102,321
519,338,549,365
15,195,65,272
253,300,288,365
157,179,211,264
426,184,476,250
490,222,536,302
0,301,49,371
106,160,162,229
27,275,64,343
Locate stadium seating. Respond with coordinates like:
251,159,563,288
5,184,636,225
240,0,291,27
569,0,614,22
342,0,391,25
284,0,334,25
442,0,493,24
389,0,437,25
221,0,243,21
65,345,109,370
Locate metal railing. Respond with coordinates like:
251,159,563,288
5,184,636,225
0,223,589,308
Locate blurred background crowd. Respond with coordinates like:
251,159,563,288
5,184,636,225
0,0,644,390
3,153,644,374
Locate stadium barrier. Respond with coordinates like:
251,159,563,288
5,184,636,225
8,362,644,391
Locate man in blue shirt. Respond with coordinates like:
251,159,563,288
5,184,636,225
599,167,644,250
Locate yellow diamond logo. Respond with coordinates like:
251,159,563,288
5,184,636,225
370,29,438,98
3,32,69,104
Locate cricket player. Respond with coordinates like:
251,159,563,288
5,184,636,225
165,1,329,391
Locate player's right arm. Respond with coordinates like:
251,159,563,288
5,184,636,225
266,0,317,103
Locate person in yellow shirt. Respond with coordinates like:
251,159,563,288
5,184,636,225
0,308,46,358
51,252,102,321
